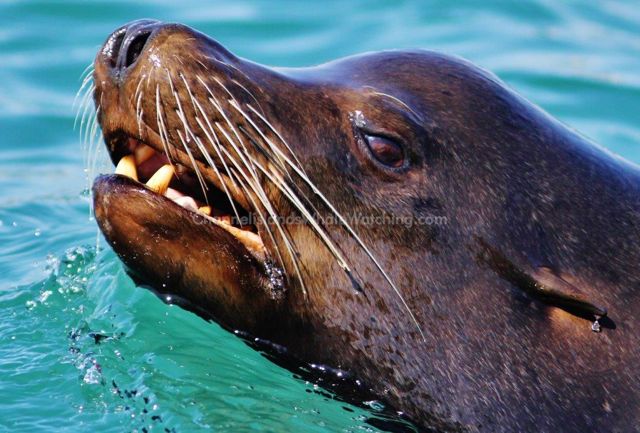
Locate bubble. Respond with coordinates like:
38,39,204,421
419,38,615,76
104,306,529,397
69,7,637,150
83,363,103,385
38,290,53,303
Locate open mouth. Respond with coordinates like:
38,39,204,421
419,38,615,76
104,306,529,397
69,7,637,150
105,130,266,261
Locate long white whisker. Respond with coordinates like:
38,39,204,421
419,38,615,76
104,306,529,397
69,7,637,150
169,73,209,201
192,103,288,271
73,68,94,113
228,100,291,176
155,84,175,165
245,151,352,277
180,77,243,222
214,119,306,292
188,88,287,272
214,126,305,294
135,76,146,138
77,83,95,135
246,103,307,174
230,78,265,115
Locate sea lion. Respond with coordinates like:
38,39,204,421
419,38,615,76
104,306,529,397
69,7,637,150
88,19,640,432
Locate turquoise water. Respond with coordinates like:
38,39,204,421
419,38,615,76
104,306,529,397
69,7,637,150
1,1,639,431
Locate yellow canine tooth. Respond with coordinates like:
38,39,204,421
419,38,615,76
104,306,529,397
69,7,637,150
198,206,211,216
231,228,265,260
146,164,174,195
134,144,156,165
207,217,265,260
114,155,138,181
174,196,199,212
215,215,232,225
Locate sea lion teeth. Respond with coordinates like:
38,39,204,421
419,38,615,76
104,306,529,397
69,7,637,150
114,155,138,181
174,196,199,212
198,206,211,216
205,215,264,259
135,144,156,165
165,187,184,200
146,164,174,195
216,215,232,225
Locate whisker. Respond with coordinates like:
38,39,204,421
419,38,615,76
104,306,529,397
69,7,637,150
191,104,287,270
76,83,95,170
135,76,146,138
169,73,209,202
182,77,243,223
189,91,289,274
169,73,212,206
82,87,99,170
230,78,265,116
228,100,290,176
248,152,353,276
214,126,305,294
79,62,94,81
89,106,102,172
73,66,94,113
177,128,209,202
246,103,307,175
207,56,258,90
155,84,176,165
76,82,95,135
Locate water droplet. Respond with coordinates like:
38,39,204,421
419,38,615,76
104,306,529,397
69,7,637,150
352,110,366,127
38,290,53,303
82,363,103,384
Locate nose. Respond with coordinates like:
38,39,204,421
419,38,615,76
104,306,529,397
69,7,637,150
100,19,162,78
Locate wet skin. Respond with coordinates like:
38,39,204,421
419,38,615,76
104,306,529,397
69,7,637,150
91,20,640,432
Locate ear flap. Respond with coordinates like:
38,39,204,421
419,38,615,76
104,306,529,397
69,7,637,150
476,238,609,331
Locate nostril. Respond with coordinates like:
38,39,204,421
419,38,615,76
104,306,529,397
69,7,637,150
109,33,125,68
100,20,162,77
124,31,152,69
103,28,127,69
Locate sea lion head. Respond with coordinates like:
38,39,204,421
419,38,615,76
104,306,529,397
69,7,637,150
90,19,451,338
89,19,640,431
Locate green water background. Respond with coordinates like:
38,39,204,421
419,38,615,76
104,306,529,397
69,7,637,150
1,1,639,431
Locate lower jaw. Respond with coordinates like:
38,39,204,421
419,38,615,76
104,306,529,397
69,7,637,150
92,173,277,331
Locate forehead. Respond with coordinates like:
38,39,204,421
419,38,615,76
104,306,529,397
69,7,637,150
293,50,475,88
282,50,496,117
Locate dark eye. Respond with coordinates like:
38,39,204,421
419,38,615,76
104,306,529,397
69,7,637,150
364,134,405,168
